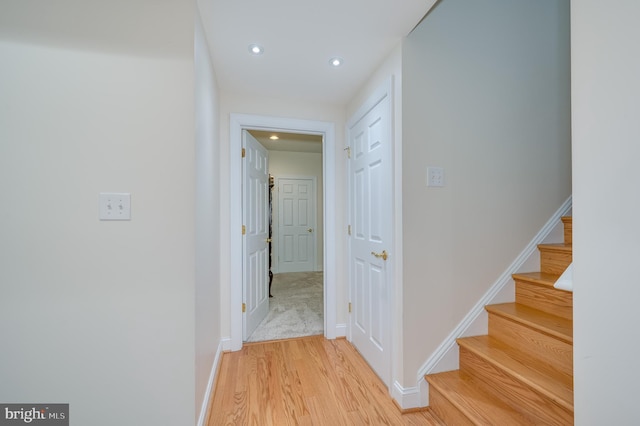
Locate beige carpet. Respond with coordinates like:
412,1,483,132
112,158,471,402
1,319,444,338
247,271,323,342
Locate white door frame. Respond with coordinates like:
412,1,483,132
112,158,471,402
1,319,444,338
229,114,337,350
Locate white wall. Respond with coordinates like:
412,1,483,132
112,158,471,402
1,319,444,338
572,1,640,423
195,8,222,424
269,151,324,271
0,3,196,425
401,0,571,386
218,94,346,339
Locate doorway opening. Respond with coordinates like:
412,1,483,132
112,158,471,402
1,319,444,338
246,130,324,342
229,114,337,351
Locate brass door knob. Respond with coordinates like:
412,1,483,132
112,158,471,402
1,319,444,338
308,228,313,233
371,250,388,261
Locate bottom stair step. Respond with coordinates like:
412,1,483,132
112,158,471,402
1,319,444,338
426,370,538,425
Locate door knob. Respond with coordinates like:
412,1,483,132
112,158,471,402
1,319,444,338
266,238,272,243
308,228,313,233
371,250,388,261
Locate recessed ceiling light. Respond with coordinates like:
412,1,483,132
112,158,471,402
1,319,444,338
248,44,264,55
269,135,279,140
329,57,343,67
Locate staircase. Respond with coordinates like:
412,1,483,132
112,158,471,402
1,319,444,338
426,217,573,425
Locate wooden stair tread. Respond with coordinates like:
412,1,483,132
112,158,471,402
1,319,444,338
426,370,539,425
486,303,573,343
512,271,561,287
457,335,574,411
538,243,572,252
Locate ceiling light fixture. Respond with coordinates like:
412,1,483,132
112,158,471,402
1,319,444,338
329,57,343,67
269,135,279,140
248,44,264,55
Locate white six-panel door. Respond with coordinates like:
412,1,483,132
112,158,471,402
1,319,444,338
348,89,392,386
277,177,316,273
243,131,270,340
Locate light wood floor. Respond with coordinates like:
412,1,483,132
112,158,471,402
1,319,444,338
207,335,443,425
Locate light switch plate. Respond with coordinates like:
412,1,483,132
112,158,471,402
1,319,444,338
99,193,131,220
427,167,445,187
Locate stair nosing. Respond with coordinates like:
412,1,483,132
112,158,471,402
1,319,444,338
537,243,572,252
511,272,572,293
512,271,561,287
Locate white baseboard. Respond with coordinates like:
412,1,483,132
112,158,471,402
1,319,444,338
197,340,224,426
221,336,233,352
408,196,572,408
392,380,429,410
334,323,347,338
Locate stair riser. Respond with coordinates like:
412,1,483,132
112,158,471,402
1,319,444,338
459,348,573,425
489,314,573,377
562,218,572,245
539,249,572,275
428,385,475,426
515,280,573,320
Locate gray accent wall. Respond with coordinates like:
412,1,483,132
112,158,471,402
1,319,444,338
401,0,571,385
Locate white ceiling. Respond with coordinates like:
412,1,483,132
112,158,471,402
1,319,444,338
0,0,438,106
203,0,438,105
248,130,323,153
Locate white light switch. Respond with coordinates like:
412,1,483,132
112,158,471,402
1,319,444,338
99,193,131,220
427,167,445,187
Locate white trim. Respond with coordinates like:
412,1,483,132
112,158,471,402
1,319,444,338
412,195,573,408
391,380,428,410
230,114,337,350
196,340,224,426
335,323,347,337
221,337,233,352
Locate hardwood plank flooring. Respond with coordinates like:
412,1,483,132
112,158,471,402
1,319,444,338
207,335,443,425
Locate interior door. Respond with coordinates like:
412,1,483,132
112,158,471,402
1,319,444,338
348,90,392,386
243,130,270,340
277,177,316,273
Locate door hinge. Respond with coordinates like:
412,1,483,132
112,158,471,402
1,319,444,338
242,225,246,235
242,303,246,313
348,302,352,313
242,148,246,158
344,146,351,159
348,225,351,236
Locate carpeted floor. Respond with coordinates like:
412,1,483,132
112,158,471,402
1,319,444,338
247,271,324,342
